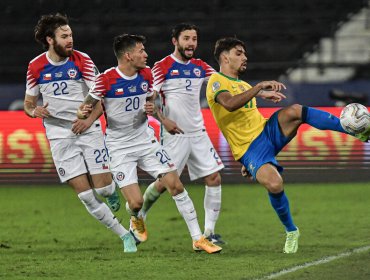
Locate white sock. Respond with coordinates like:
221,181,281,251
172,189,202,241
78,189,128,237
204,185,221,235
142,182,161,216
95,181,116,198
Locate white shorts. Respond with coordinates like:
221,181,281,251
49,131,110,183
109,140,177,188
161,132,224,181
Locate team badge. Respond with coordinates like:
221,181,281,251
141,81,149,92
67,68,77,79
212,81,221,92
193,68,201,77
116,172,125,181
58,168,65,176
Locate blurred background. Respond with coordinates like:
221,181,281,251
0,0,369,184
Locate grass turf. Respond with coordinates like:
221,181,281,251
0,183,369,279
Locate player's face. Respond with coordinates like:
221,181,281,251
228,45,247,74
52,25,73,58
129,42,148,70
174,29,198,61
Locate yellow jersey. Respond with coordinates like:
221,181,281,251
206,72,266,160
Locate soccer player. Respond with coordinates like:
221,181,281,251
77,34,222,254
23,14,137,253
206,37,370,254
141,23,225,244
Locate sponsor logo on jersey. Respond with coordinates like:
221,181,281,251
170,69,179,76
55,72,63,78
67,68,78,79
183,70,191,76
167,162,174,168
43,73,52,81
116,172,125,181
140,81,149,92
128,85,137,93
193,68,201,77
58,168,65,176
239,85,246,92
115,88,124,95
212,81,221,92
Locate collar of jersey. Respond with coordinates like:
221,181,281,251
170,54,190,65
115,67,138,80
218,72,241,82
46,51,69,66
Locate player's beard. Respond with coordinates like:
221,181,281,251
178,45,193,60
53,42,73,58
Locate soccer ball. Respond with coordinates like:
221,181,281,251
339,103,370,134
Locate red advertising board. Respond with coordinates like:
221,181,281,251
0,108,368,183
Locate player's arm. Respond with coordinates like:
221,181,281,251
216,81,286,111
72,100,103,134
77,94,100,119
24,94,50,118
145,91,184,134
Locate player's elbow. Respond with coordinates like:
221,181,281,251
223,103,239,112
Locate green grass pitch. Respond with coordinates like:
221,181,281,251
0,183,369,279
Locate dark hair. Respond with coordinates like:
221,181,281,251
171,23,199,40
113,34,146,59
214,37,246,64
34,13,69,50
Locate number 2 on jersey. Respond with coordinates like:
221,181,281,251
185,79,192,91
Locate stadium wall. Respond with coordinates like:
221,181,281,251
0,109,369,185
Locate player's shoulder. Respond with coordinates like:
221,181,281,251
99,67,118,79
72,49,92,60
153,55,174,70
139,66,153,79
28,52,48,68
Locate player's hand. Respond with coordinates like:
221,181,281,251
71,118,93,134
32,102,50,118
257,80,286,92
163,118,184,135
144,101,155,115
241,165,253,180
77,104,92,119
258,90,286,104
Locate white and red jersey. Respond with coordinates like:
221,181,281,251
26,50,101,139
152,54,215,137
89,66,155,153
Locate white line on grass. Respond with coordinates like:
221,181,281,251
257,245,370,280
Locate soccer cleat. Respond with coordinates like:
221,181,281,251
106,188,121,212
129,216,147,243
121,232,137,253
283,228,300,254
355,126,370,142
205,233,225,245
193,236,222,254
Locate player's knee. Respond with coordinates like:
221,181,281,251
285,104,303,121
265,177,284,193
205,172,221,186
155,179,167,193
95,181,116,197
